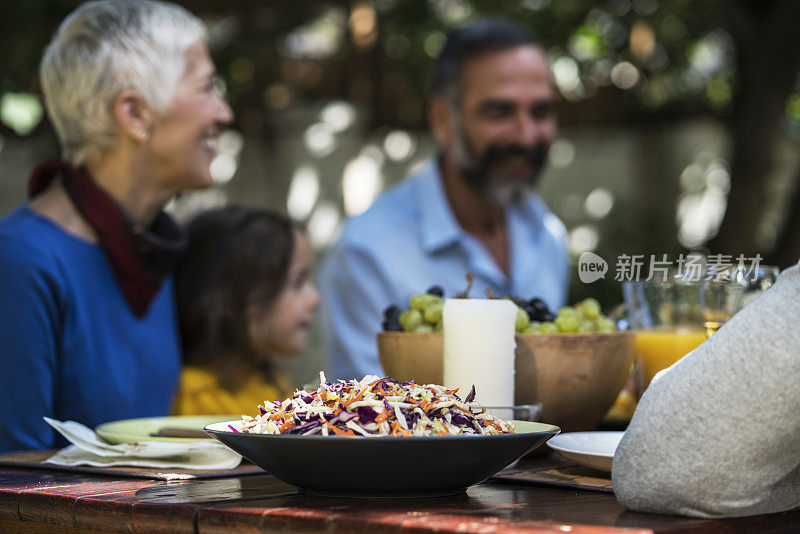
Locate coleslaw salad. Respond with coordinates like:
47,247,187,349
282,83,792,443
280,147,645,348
237,372,515,437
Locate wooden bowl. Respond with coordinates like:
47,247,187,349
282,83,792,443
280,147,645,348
513,332,635,432
377,331,635,432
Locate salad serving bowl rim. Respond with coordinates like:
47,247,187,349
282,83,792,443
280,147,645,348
205,419,560,441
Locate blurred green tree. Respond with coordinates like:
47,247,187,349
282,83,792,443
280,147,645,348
2,0,799,276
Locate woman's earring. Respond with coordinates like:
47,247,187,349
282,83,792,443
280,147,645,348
138,128,150,142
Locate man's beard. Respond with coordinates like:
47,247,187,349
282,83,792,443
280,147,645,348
453,129,549,207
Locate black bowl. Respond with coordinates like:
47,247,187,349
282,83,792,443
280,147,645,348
205,420,559,497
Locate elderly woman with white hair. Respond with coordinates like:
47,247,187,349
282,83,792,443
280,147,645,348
0,0,232,452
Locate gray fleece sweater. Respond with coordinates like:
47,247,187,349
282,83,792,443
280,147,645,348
612,263,800,518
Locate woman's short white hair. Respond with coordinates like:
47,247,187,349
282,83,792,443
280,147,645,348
40,0,207,165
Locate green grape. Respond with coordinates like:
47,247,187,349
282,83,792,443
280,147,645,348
414,324,434,333
555,313,580,333
423,301,443,324
538,321,559,334
433,320,443,332
399,308,423,332
579,298,601,319
515,306,530,332
577,320,595,333
596,316,616,333
409,293,440,311
557,306,578,318
523,321,541,334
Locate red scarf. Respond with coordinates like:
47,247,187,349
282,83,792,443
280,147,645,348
28,159,186,317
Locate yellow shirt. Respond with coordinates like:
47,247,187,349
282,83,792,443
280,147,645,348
171,365,292,417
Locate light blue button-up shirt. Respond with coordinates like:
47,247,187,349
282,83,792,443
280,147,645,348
318,158,569,381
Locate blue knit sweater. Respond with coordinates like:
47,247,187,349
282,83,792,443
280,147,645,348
0,206,181,452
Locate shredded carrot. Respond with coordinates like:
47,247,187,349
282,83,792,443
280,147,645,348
388,421,411,437
375,409,389,423
325,421,355,436
278,419,295,432
341,386,368,406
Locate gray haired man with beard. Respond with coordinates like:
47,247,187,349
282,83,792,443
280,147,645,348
318,17,569,380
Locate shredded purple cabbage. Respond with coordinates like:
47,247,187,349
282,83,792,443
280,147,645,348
329,411,358,426
451,413,470,427
288,419,322,434
356,406,379,424
464,385,476,403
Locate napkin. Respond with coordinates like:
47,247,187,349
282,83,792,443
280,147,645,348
43,417,242,470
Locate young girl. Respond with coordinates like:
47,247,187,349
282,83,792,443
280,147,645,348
171,205,320,415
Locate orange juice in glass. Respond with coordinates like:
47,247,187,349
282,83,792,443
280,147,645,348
622,269,743,391
634,327,707,389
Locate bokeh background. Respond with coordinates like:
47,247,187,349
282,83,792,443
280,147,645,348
2,0,799,385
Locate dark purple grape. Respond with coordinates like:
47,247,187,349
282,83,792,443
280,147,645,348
382,317,403,331
528,298,550,314
383,305,402,331
426,285,444,297
531,309,550,321
383,304,401,320
540,312,555,322
527,298,551,321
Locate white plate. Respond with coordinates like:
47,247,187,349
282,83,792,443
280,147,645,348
546,431,624,472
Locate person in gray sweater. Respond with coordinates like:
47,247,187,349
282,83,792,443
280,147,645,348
613,263,800,518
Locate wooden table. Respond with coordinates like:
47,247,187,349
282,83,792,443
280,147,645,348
1,455,798,533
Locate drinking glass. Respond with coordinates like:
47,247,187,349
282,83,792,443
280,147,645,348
701,264,779,335
622,270,744,391
733,264,780,308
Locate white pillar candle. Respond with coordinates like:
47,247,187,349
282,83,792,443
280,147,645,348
442,298,516,407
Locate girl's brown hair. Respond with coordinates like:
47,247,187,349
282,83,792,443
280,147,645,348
176,205,300,391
